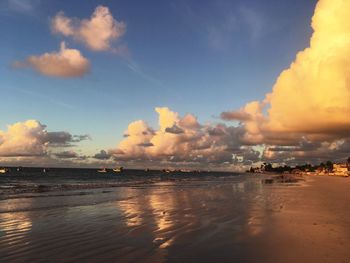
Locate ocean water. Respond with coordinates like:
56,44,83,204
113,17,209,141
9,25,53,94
0,171,271,262
0,167,241,202
1,169,318,263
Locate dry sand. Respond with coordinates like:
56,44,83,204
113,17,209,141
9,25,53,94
0,175,350,262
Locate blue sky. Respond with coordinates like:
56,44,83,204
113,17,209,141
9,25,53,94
0,0,318,163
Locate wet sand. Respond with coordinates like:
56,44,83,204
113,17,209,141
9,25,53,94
0,175,350,262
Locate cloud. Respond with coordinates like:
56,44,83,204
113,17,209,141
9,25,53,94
262,138,350,165
223,0,350,148
221,101,267,145
220,110,252,122
165,125,184,134
264,0,350,138
46,132,90,147
0,120,89,157
93,150,111,160
110,107,259,168
138,142,154,147
239,6,264,41
215,0,350,166
116,120,155,159
155,107,179,132
51,6,126,51
0,120,48,157
264,0,350,137
180,3,265,51
54,150,79,159
14,42,90,78
2,0,38,15
51,11,74,36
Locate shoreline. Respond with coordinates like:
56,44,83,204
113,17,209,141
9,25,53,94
3,171,341,203
1,174,350,262
0,172,304,200
0,171,253,198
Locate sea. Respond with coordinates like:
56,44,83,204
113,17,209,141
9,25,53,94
0,168,318,262
0,167,241,203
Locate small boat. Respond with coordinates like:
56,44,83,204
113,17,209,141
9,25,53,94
98,168,108,173
0,168,8,174
113,167,123,173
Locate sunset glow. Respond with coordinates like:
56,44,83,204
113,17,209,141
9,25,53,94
2,0,349,169
2,1,350,262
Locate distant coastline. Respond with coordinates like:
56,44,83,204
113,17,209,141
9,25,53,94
248,159,350,178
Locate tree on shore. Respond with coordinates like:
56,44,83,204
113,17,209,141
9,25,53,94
326,161,333,172
247,159,349,174
264,163,273,172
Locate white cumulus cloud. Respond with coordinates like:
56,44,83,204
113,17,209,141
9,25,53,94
15,42,90,78
109,107,260,168
219,0,350,165
51,6,126,51
0,120,89,157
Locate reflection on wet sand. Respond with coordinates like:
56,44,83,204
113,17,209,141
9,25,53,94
0,211,33,260
0,212,32,235
116,185,183,256
114,178,273,261
1,175,350,262
148,189,176,248
245,182,266,237
118,194,144,227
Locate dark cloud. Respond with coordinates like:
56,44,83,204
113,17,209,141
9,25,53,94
165,125,184,134
138,142,154,147
54,151,79,159
46,132,90,147
93,150,111,160
220,110,252,122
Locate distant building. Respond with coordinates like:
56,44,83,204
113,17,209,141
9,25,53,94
315,167,326,175
331,164,349,177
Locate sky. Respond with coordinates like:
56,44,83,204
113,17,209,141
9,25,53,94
1,0,350,170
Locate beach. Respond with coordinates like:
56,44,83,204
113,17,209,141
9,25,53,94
1,173,350,262
3,0,350,262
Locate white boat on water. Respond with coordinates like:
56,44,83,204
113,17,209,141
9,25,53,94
98,168,108,173
0,168,8,174
113,167,123,173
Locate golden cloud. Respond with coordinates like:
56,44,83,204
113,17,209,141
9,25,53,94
14,42,90,78
51,6,126,51
111,107,259,166
224,0,350,145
